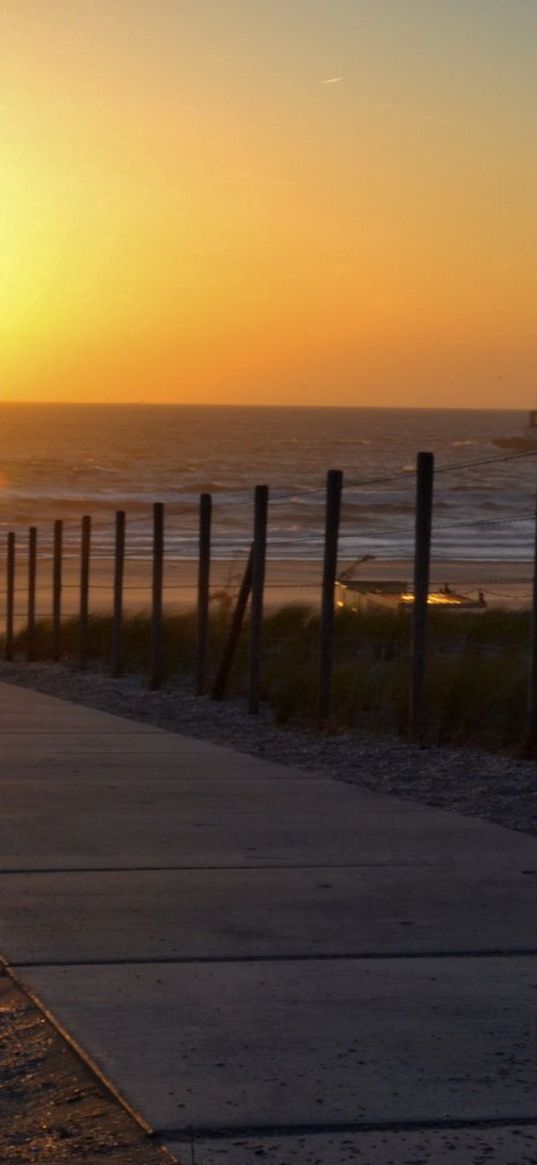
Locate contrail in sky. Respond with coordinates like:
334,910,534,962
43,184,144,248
323,76,344,85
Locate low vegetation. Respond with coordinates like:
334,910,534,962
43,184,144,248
4,603,533,755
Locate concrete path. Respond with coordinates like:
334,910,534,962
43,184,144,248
1,681,537,1164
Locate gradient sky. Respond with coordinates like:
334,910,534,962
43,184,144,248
1,1,536,407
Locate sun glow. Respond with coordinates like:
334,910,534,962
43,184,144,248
1,2,536,405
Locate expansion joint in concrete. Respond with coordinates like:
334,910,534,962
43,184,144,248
12,946,537,969
157,1114,537,1143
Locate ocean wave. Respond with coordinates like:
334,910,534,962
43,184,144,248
0,403,533,563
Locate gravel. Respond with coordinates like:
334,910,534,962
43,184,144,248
1,660,537,837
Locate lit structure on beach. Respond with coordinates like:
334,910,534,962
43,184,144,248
335,579,486,613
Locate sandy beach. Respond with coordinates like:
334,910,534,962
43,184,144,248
5,555,535,632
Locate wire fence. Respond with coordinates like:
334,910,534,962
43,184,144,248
2,446,537,751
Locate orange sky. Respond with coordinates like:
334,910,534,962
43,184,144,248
1,1,536,407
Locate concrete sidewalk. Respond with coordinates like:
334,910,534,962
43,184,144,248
1,680,537,1164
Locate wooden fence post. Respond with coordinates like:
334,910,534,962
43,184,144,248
195,493,212,695
52,519,63,662
27,526,37,662
211,547,253,701
248,484,269,714
111,510,126,677
409,451,434,745
6,532,15,662
150,502,164,690
79,515,91,671
319,469,343,729
527,458,537,752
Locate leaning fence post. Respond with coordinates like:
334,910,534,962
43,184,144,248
319,469,343,729
79,515,91,671
211,546,253,701
111,510,126,677
195,493,212,696
150,502,164,690
249,484,269,714
52,519,63,662
409,451,434,745
527,459,537,752
6,532,15,661
27,526,37,662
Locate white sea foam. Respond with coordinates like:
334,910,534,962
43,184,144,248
0,404,533,562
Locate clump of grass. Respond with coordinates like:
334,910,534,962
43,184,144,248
3,602,534,755
430,648,528,751
11,606,229,681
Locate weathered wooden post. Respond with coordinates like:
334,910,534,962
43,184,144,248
52,519,63,662
27,526,37,662
409,451,434,745
249,484,269,714
5,532,15,662
527,457,537,752
150,502,164,690
319,469,343,729
195,493,212,695
111,509,126,677
79,515,91,671
211,547,253,701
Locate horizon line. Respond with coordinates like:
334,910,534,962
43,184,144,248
0,400,523,412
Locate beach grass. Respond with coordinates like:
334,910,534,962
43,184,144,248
4,603,532,754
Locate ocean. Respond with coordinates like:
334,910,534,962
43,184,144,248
0,404,535,564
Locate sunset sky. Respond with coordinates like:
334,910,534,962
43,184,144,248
1,1,536,408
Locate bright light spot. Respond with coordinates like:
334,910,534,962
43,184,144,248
400,592,465,606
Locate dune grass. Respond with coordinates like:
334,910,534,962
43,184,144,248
3,602,533,755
